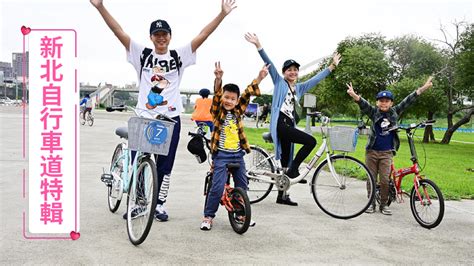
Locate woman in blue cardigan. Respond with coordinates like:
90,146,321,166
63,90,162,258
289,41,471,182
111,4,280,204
245,33,341,206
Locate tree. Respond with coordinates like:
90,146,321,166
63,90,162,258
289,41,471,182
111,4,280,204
308,44,391,119
252,94,272,105
389,35,444,81
388,35,446,142
389,76,447,142
456,24,474,100
434,21,474,144
298,34,391,120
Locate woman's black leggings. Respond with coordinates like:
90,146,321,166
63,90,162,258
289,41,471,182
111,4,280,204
277,112,316,170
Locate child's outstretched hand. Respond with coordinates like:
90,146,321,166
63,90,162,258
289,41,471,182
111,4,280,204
346,82,360,101
214,61,223,80
256,64,270,83
332,53,342,66
417,76,433,95
329,53,342,71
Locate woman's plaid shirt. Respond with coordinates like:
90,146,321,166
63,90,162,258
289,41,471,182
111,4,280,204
209,79,261,154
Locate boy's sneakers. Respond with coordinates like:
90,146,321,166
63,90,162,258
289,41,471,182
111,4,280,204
365,203,376,213
380,205,392,215
200,217,213,230
154,204,169,221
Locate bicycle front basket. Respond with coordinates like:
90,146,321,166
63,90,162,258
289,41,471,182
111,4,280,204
328,126,359,152
128,116,175,155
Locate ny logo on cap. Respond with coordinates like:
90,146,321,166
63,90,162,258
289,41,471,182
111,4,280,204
383,92,387,96
156,21,162,28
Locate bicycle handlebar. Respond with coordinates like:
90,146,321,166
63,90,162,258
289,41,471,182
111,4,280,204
385,120,436,132
188,131,211,151
307,111,330,126
106,105,177,123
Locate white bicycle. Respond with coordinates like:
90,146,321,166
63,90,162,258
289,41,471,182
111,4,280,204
245,112,375,219
100,105,176,245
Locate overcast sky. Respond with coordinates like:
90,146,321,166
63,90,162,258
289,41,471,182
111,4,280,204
1,0,472,94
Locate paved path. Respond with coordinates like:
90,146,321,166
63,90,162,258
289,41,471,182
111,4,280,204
1,106,473,264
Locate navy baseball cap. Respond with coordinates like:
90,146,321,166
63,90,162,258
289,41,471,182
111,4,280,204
150,19,171,35
376,90,394,100
282,59,300,73
199,88,210,97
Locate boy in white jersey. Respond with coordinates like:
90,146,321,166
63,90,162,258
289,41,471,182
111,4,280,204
91,0,237,221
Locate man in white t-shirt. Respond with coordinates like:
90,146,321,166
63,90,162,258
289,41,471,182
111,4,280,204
91,0,237,221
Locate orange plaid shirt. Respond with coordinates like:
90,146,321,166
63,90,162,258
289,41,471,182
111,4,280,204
210,79,261,154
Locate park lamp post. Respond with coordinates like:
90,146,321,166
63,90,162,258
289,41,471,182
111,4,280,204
303,93,317,134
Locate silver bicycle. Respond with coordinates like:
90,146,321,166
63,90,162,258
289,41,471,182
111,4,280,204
245,112,375,219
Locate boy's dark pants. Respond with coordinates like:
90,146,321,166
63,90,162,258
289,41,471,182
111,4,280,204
204,150,248,218
365,149,393,205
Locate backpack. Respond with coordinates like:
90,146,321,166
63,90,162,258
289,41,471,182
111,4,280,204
139,48,181,79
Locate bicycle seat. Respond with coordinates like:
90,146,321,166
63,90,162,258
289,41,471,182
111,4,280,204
226,163,240,170
262,132,273,143
115,127,128,139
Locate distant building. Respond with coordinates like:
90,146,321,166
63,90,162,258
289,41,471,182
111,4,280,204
0,62,13,78
12,52,29,79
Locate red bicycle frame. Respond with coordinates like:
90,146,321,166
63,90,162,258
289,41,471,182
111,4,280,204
390,162,433,205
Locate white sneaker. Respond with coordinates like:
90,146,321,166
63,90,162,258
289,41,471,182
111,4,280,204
154,204,169,221
200,217,213,230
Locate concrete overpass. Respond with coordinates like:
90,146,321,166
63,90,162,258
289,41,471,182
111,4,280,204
79,83,210,110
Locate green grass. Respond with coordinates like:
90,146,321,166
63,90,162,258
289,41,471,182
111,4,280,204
245,127,474,200
298,121,474,142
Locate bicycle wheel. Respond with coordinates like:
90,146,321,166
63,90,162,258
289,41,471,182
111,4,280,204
311,155,375,219
87,113,94,126
108,144,124,213
245,146,275,204
126,157,158,245
203,172,212,209
227,187,251,234
410,179,444,229
80,113,85,125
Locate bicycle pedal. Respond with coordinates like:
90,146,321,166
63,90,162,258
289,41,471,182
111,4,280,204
100,173,113,186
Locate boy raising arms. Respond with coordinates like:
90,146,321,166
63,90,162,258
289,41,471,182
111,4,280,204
200,62,269,230
346,77,433,215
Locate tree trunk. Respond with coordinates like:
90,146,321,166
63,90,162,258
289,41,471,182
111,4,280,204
423,111,436,143
446,111,454,129
441,109,474,144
